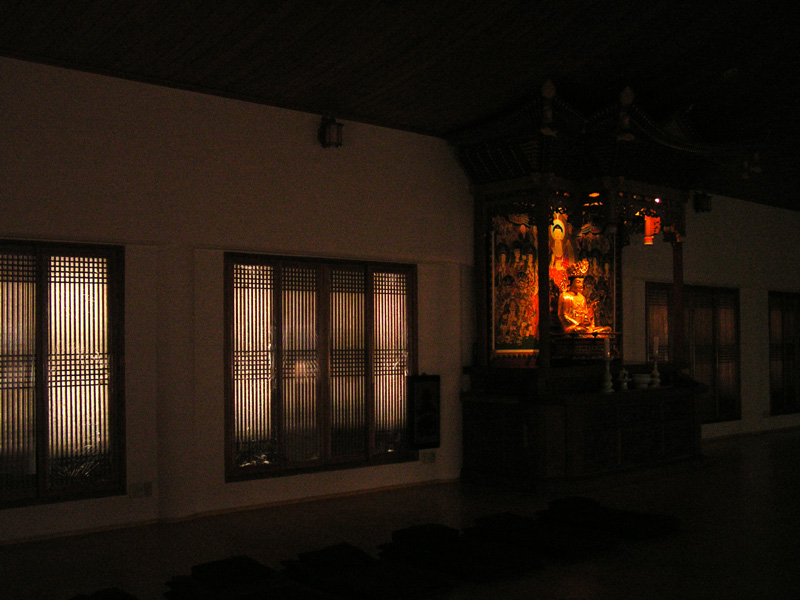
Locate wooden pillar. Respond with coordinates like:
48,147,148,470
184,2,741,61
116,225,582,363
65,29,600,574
472,188,489,368
536,180,551,369
671,239,685,366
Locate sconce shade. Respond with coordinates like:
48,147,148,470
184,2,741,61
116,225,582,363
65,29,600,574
318,115,343,148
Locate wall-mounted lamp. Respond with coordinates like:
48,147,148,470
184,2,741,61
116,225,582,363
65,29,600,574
318,115,343,148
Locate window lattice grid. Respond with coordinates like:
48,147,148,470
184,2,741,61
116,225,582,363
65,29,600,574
769,292,800,415
373,271,409,296
282,266,319,462
282,267,317,351
0,253,36,283
647,282,741,424
232,267,275,375
330,269,366,458
0,354,36,390
232,264,276,467
48,355,109,387
330,370,366,457
769,299,785,409
226,256,416,476
330,349,366,377
0,254,36,381
1,256,36,390
234,263,274,290
331,269,364,294
233,350,274,381
234,364,276,467
1,245,123,502
281,348,319,462
1,253,38,494
373,271,409,454
49,256,108,284
46,255,113,488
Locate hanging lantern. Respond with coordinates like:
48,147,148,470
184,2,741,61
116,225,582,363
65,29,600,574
643,215,661,245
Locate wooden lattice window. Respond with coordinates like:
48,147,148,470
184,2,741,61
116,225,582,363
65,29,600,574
225,254,417,479
646,282,740,423
769,291,800,416
1,242,125,506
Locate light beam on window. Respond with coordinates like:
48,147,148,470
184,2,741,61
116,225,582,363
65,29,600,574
47,256,111,485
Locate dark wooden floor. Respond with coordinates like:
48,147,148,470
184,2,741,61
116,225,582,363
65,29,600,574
3,426,800,600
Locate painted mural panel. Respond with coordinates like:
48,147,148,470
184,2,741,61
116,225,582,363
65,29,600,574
491,211,616,357
492,213,539,352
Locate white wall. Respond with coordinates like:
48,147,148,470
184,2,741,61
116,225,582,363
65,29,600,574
3,55,799,543
622,194,800,438
0,57,473,542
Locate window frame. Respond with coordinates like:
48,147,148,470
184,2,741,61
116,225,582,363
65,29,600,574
769,291,800,416
645,281,741,423
224,253,418,481
1,240,125,508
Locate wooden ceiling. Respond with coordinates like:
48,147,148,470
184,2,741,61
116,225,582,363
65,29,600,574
2,0,798,208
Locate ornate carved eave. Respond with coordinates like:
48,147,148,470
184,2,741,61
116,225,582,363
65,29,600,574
448,82,752,199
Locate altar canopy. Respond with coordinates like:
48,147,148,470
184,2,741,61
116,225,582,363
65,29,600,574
449,83,724,366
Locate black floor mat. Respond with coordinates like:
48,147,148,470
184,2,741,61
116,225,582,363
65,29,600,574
378,523,541,582
282,541,452,599
165,554,335,600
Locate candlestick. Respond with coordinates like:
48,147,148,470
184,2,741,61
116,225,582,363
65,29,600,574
617,367,629,391
651,355,660,387
603,336,610,358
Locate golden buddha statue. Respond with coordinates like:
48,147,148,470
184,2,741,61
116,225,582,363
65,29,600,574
558,260,612,335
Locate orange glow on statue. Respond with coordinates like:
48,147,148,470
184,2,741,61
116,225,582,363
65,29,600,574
549,216,574,291
558,267,612,335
